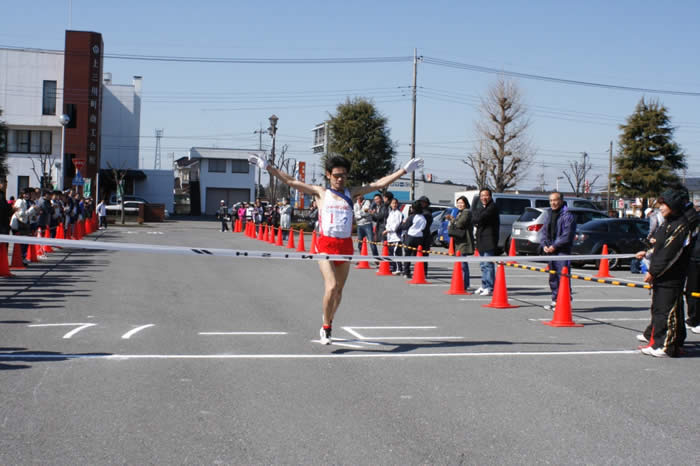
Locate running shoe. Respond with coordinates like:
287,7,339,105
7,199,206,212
641,346,669,358
636,334,649,343
543,301,557,311
474,287,484,295
480,289,491,296
319,327,332,345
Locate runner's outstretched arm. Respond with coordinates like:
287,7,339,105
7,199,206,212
351,158,424,198
248,154,323,197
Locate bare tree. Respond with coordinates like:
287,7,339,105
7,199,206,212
268,144,288,203
463,140,490,189
562,152,600,197
29,152,57,189
467,78,534,192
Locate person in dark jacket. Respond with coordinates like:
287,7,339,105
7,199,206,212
401,201,427,279
0,179,12,235
471,188,499,296
635,188,695,357
539,191,576,311
368,193,387,259
417,196,433,276
448,196,474,290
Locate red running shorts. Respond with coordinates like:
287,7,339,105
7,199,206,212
316,236,354,266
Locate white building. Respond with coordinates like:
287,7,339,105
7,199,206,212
189,147,256,215
100,73,142,170
0,47,64,198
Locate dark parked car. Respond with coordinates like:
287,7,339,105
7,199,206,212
511,207,609,255
572,218,650,269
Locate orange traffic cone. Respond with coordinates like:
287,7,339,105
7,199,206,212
311,231,318,253
264,225,270,241
85,218,92,235
594,244,613,278
296,229,306,252
506,238,517,264
257,223,264,240
10,242,26,269
445,251,470,295
43,228,54,253
270,226,278,243
286,228,296,249
356,237,371,269
376,242,392,276
448,237,455,256
26,241,39,263
0,243,13,277
474,249,480,257
482,262,519,308
407,245,429,284
56,223,65,240
544,266,582,327
276,226,283,246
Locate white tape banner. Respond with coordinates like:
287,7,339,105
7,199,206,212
0,234,637,264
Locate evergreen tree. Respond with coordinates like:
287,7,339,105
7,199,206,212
614,98,686,199
0,109,8,179
324,98,396,186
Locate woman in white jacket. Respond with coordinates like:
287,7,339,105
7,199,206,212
279,197,292,240
383,197,404,275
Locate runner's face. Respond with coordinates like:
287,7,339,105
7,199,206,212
327,168,348,189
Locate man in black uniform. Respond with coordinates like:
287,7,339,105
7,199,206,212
635,188,696,357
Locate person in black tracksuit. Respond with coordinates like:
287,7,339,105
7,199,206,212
418,196,433,277
636,189,696,357
683,201,700,333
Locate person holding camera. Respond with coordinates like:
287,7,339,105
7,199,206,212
447,195,475,290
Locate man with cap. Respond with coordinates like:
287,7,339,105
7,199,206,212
217,200,229,232
635,188,695,357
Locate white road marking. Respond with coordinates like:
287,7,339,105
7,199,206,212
347,326,438,330
121,324,155,339
529,317,649,322
28,323,96,339
0,350,641,360
198,332,288,336
459,298,651,302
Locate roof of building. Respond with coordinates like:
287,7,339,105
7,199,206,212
189,147,261,160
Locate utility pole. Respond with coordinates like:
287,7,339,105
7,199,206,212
409,48,420,201
254,125,265,199
607,140,613,213
154,129,163,169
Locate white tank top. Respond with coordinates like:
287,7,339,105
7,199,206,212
319,188,353,238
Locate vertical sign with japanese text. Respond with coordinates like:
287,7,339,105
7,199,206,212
297,161,306,208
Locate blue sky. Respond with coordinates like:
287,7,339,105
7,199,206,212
3,0,699,191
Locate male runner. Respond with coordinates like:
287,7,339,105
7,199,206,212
248,154,424,344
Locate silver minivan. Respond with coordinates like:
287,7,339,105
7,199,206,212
453,190,601,252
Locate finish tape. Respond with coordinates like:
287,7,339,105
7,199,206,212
0,234,636,264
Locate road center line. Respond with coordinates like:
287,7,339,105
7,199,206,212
198,332,288,336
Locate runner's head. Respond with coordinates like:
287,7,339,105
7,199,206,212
325,156,351,190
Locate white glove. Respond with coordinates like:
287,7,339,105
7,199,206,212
248,154,268,170
403,158,424,173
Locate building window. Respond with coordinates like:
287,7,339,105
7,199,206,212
42,81,57,115
6,130,52,154
231,159,249,173
208,159,226,173
17,176,29,197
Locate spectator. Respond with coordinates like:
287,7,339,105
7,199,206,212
401,200,427,279
238,203,247,227
635,189,695,357
448,195,475,290
684,201,700,335
253,199,263,224
539,191,577,311
245,202,255,224
36,190,51,235
0,179,11,236
471,188,500,296
280,197,293,240
354,194,373,254
217,200,229,232
369,193,387,259
417,196,433,276
12,190,32,260
308,200,319,232
383,197,404,275
97,199,107,229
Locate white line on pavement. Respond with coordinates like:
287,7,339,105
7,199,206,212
121,324,155,339
28,323,96,339
198,332,288,336
0,350,641,360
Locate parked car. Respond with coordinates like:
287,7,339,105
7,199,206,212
437,207,459,247
108,195,148,204
571,218,650,269
105,200,145,214
511,207,609,255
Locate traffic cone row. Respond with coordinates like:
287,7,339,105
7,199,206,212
594,244,613,278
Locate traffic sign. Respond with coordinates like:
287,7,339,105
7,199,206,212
72,158,85,171
72,171,85,186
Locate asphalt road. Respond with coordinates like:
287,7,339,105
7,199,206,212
1,220,699,465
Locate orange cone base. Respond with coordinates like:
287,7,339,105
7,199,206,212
356,238,371,269
543,320,583,328
543,266,581,327
482,302,518,309
376,243,392,276
481,263,519,308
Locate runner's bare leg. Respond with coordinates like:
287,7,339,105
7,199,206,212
318,260,351,326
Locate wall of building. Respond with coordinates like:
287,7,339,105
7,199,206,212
197,158,255,214
134,169,174,212
100,77,142,170
0,47,65,196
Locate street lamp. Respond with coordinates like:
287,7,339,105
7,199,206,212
58,114,70,190
556,176,564,191
267,114,278,201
